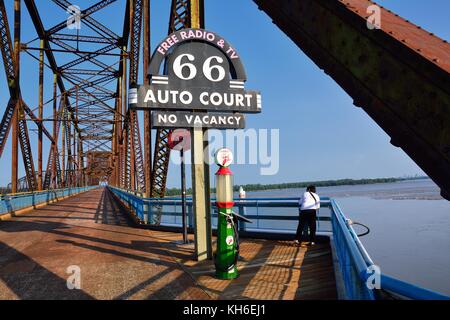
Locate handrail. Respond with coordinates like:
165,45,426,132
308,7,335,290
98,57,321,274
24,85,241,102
0,186,99,215
111,187,332,202
0,186,95,199
331,200,369,276
381,274,450,300
110,188,332,207
331,200,374,274
330,199,375,300
108,186,333,233
108,187,332,209
330,199,450,300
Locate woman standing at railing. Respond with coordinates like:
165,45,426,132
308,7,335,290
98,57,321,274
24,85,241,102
295,185,320,246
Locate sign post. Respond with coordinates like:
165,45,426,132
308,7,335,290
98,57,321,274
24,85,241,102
168,129,191,244
180,147,187,243
190,0,212,263
130,27,262,261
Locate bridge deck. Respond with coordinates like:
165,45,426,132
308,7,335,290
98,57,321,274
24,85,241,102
0,188,336,300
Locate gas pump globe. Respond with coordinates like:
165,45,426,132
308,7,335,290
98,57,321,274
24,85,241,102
214,148,239,279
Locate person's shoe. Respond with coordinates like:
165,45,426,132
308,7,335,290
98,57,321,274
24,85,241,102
293,240,300,246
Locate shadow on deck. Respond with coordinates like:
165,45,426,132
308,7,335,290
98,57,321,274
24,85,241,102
166,237,337,300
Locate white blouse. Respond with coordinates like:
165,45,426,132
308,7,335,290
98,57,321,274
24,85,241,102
299,192,321,210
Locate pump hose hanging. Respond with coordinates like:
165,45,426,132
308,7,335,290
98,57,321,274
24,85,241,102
214,211,240,273
350,221,371,237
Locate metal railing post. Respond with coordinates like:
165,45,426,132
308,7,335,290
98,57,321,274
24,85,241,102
238,204,246,232
188,204,193,228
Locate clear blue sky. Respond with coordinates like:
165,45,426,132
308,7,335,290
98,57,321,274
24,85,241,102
0,0,449,188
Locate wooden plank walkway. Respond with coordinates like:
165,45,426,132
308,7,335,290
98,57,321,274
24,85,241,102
171,238,337,300
0,187,337,300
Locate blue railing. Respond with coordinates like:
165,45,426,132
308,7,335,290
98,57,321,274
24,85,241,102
331,199,450,300
108,186,333,233
108,186,450,300
331,200,376,299
0,186,99,215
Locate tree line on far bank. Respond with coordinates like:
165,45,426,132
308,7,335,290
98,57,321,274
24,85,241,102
163,176,427,197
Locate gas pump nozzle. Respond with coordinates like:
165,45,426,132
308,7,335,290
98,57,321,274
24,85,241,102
231,211,253,224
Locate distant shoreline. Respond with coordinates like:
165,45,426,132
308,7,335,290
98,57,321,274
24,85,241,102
0,176,428,196
164,176,428,196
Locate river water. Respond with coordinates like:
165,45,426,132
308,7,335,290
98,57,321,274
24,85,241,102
243,179,450,295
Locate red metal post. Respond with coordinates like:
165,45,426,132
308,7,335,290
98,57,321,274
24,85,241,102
61,99,66,187
121,45,128,188
143,0,151,195
52,74,57,188
11,0,20,194
37,39,44,190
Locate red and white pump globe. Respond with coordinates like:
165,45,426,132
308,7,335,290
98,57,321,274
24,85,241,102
215,148,233,167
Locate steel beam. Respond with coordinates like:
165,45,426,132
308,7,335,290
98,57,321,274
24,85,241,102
143,0,151,196
0,99,17,157
254,0,450,200
0,4,52,148
125,0,145,192
24,0,66,93
24,0,81,142
38,39,44,190
0,0,14,82
11,0,20,193
150,0,190,201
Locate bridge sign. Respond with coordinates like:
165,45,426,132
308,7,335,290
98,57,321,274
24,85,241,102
152,111,245,129
129,28,262,128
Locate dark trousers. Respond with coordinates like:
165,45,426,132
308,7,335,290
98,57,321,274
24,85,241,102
295,209,317,242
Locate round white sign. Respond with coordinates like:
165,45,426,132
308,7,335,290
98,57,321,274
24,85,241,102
168,129,191,151
225,235,234,246
215,148,233,167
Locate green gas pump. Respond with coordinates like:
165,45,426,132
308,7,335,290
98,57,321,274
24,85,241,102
214,148,238,279
213,148,252,280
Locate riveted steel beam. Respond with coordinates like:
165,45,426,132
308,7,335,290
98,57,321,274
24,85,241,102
0,0,54,160
255,0,450,200
151,0,193,201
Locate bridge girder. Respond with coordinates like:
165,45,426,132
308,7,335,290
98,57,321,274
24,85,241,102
255,0,450,200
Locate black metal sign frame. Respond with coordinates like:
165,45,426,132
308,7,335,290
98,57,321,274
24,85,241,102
130,28,262,128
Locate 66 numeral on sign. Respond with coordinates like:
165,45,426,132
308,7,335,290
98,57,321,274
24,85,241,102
173,54,226,82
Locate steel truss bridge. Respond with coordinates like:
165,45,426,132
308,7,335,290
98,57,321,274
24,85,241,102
0,0,449,201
